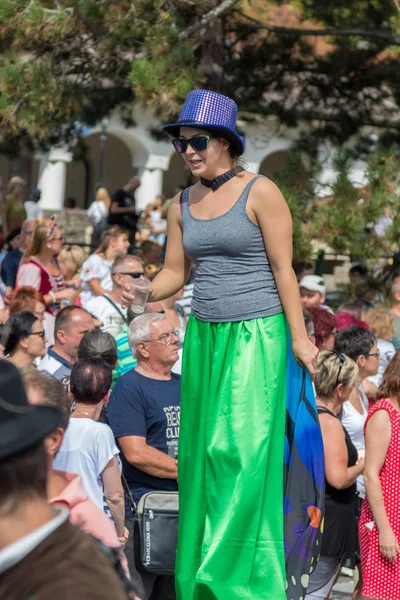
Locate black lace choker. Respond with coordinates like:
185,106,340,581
201,166,245,191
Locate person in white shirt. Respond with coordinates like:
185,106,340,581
80,225,130,308
54,357,125,539
335,326,380,500
87,188,111,246
85,254,144,338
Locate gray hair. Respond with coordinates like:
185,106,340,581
128,313,165,358
111,253,144,275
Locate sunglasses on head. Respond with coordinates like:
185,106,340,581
171,135,214,154
332,350,346,388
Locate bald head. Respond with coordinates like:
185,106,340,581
125,176,141,193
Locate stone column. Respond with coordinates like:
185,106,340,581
37,149,72,210
135,153,170,210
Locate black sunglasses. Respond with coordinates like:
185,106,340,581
113,271,144,279
172,135,214,154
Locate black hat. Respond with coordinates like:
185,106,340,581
0,360,61,460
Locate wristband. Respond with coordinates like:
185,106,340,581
49,291,56,304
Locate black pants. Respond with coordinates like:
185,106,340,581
125,517,176,600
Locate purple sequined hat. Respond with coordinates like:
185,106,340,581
163,89,244,156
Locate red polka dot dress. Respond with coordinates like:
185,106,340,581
359,399,400,600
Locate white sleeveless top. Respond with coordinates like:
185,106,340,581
342,386,368,498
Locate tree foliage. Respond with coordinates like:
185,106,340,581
279,145,400,262
1,0,400,148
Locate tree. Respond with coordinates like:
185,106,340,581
2,1,400,149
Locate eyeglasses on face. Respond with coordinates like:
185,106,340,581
28,331,46,339
113,271,144,279
141,329,181,345
364,349,380,358
172,135,215,154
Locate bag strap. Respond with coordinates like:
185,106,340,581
121,472,137,516
103,294,129,325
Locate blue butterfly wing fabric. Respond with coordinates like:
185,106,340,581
284,330,325,599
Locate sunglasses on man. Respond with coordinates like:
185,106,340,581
172,135,215,154
113,271,144,279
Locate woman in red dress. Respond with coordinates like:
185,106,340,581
360,349,400,599
16,218,77,314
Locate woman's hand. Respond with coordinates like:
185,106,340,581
121,284,135,309
120,283,153,309
292,337,319,378
379,527,400,562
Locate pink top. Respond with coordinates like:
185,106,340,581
49,471,129,577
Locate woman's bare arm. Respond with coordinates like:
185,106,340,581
364,409,399,562
251,178,318,375
319,413,364,489
101,456,125,537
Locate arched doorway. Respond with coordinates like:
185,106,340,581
258,150,290,181
65,133,134,208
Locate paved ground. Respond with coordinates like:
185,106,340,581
331,574,354,598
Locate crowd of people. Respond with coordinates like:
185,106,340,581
0,207,398,600
1,88,400,600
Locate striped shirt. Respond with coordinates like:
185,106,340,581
112,326,137,387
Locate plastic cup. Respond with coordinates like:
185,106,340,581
130,278,152,314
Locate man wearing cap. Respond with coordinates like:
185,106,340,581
0,360,127,600
299,274,334,314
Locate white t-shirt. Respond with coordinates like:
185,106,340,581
80,253,113,308
85,295,127,338
87,201,108,225
342,385,368,498
53,418,119,509
24,201,44,221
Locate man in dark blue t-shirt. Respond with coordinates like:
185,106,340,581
108,313,180,600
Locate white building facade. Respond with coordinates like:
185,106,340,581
0,107,367,212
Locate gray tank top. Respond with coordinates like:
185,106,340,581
181,175,283,322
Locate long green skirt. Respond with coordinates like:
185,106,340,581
176,313,287,600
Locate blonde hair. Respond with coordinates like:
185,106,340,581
315,351,359,398
7,176,26,195
58,245,85,276
364,307,396,341
23,218,60,260
98,225,127,253
95,187,111,210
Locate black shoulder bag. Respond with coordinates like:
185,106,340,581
122,475,179,576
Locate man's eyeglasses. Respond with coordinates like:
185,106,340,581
113,271,144,279
141,329,181,346
28,331,46,339
172,135,215,154
332,350,346,388
364,349,380,358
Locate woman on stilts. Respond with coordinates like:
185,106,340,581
123,90,324,600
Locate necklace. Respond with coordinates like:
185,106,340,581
73,409,92,418
200,166,245,192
